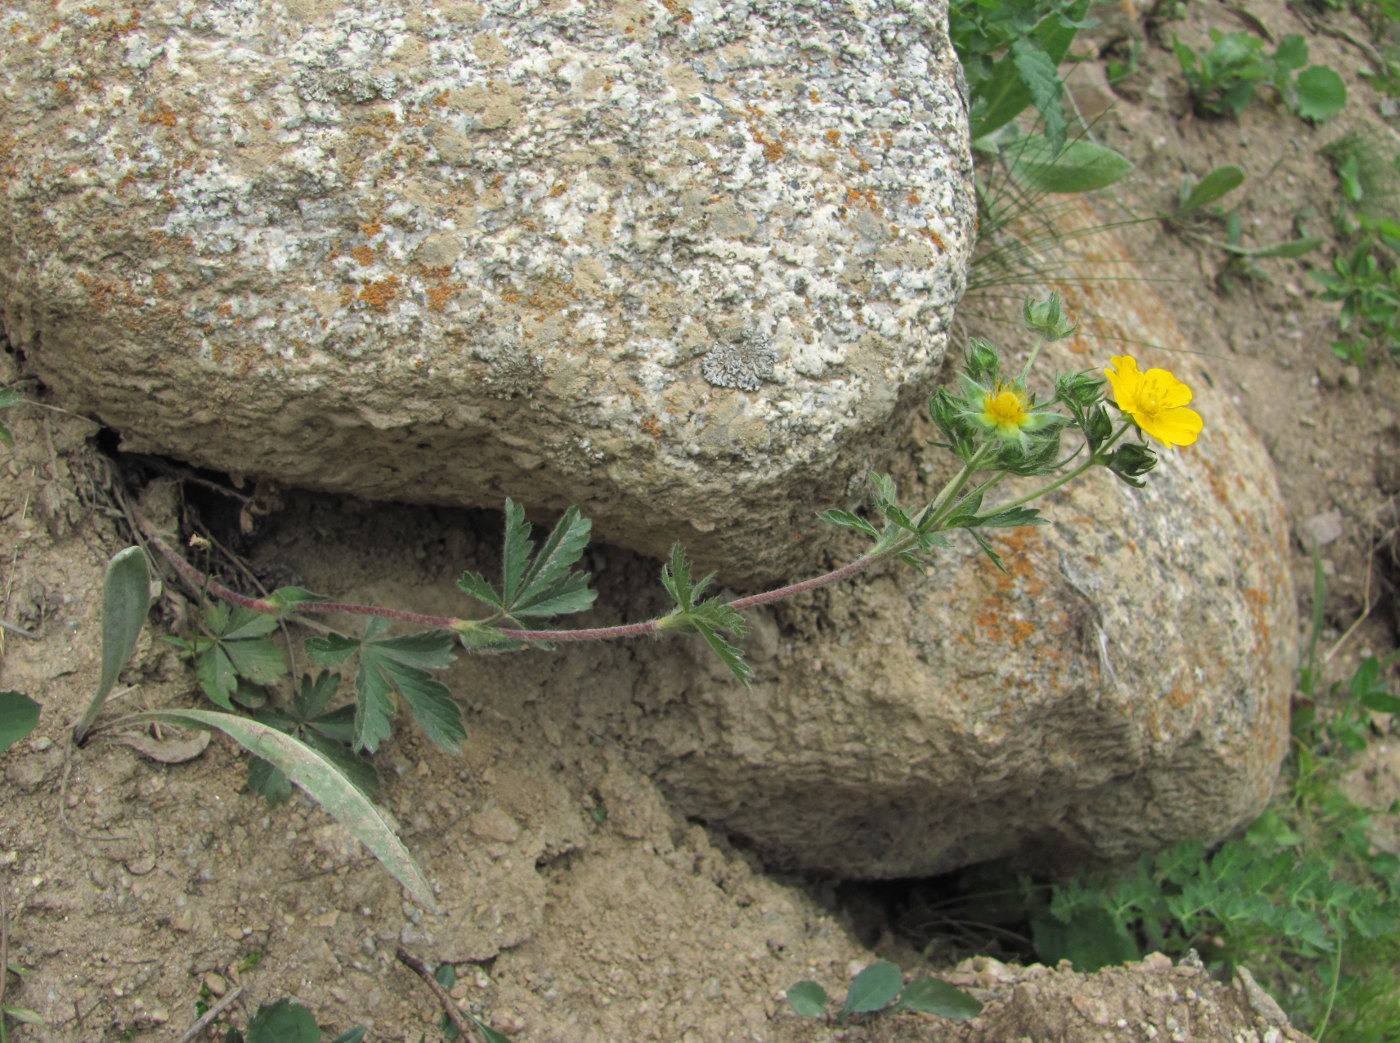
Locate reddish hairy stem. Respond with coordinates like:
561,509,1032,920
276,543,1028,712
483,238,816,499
144,532,890,646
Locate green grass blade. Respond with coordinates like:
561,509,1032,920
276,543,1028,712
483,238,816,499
125,708,437,910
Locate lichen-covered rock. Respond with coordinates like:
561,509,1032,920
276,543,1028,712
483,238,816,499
0,0,975,585
624,205,1295,877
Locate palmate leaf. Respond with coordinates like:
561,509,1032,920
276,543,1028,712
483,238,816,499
309,620,464,754
458,499,596,625
660,544,752,687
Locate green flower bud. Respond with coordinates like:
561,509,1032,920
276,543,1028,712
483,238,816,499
1023,291,1078,341
1082,404,1114,452
964,339,1001,385
996,425,1065,476
1105,442,1158,487
1055,369,1104,409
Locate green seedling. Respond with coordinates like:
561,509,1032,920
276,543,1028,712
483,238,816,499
0,388,19,449
223,998,365,1043
1174,30,1345,121
1311,241,1400,365
1166,165,1323,290
165,601,287,711
785,961,982,1023
432,963,513,1042
2,962,46,1042
0,692,39,754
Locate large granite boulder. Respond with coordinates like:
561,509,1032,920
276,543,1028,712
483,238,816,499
609,203,1296,877
0,0,975,585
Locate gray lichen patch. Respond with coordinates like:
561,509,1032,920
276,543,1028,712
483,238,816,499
0,0,976,584
701,329,779,391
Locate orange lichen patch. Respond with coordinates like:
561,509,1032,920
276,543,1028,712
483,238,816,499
845,186,881,213
351,245,375,266
1167,685,1193,709
639,414,663,438
361,218,383,238
358,276,400,312
549,181,568,197
143,102,178,128
906,191,921,205
749,129,785,162
825,129,841,146
425,283,460,311
660,0,694,23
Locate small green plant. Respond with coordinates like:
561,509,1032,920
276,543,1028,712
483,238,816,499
86,294,1203,909
222,998,365,1043
785,960,982,1024
1166,164,1323,290
0,388,19,449
1313,134,1400,364
948,0,1092,154
1174,30,1346,121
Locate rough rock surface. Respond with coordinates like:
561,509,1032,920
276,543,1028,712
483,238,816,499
0,0,975,586
624,202,1295,877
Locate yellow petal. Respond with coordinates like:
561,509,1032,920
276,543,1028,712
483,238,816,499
1141,406,1203,448
1146,368,1194,408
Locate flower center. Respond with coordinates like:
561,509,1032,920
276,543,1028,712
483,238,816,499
983,385,1029,429
1135,375,1170,418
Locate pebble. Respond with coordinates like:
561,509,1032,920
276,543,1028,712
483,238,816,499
1298,510,1344,548
1340,365,1361,389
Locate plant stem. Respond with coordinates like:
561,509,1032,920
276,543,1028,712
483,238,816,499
984,423,1132,515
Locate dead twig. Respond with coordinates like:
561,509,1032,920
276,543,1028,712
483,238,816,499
175,984,244,1043
395,947,485,1042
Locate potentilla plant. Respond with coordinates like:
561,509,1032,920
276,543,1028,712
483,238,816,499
69,291,1203,906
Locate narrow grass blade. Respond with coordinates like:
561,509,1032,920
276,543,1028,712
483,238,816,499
124,708,438,911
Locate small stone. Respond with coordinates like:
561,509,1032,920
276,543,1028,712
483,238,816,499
1340,365,1361,389
468,807,521,844
1298,510,1344,548
170,907,195,933
203,972,228,997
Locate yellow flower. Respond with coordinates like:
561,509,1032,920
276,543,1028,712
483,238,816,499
980,383,1032,436
1104,356,1203,449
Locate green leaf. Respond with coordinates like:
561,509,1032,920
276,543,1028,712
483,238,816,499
267,586,330,613
306,633,361,666
248,756,295,805
222,604,282,641
969,530,1008,573
1294,65,1346,122
1227,237,1323,260
1178,165,1244,213
468,1016,514,1043
841,961,904,1015
1032,905,1139,972
661,545,752,686
370,657,466,752
819,510,881,539
1011,38,1067,154
368,630,457,671
501,499,533,606
0,690,41,752
246,998,321,1043
196,646,238,710
456,570,504,611
786,981,829,1018
1273,34,1309,74
0,388,21,409
329,1030,367,1043
224,636,289,686
975,506,1045,528
77,547,153,742
434,962,457,989
301,730,379,798
126,708,437,910
512,505,594,616
294,671,341,720
353,657,398,754
896,977,983,1020
1008,137,1133,195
